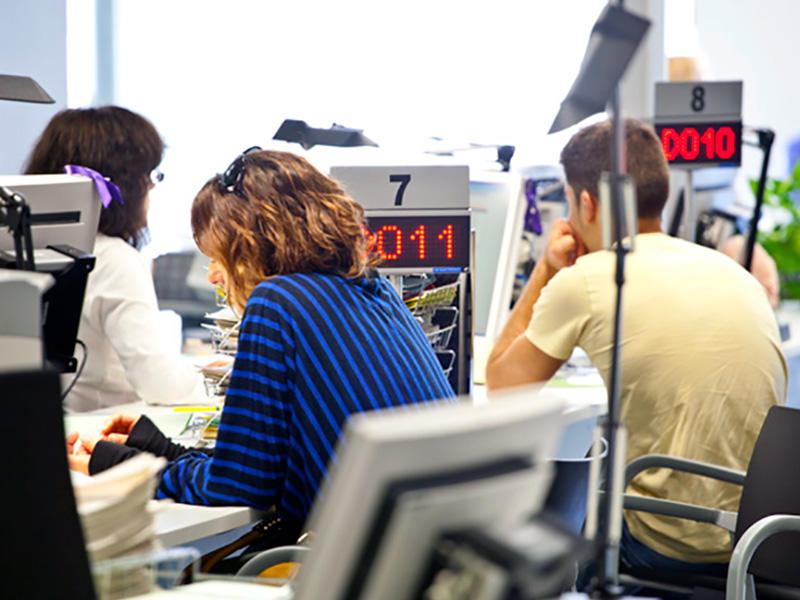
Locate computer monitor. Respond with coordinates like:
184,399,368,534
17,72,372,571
294,386,570,600
0,370,96,599
471,171,524,339
0,174,101,271
474,167,565,342
0,174,101,371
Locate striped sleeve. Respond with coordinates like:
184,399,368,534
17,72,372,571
155,291,295,509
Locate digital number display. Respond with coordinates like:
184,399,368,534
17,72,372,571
654,121,742,166
365,214,470,270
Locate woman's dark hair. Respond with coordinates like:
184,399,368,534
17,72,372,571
192,149,379,311
24,106,164,247
560,118,670,219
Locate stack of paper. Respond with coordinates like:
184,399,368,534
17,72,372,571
72,453,167,598
199,307,240,398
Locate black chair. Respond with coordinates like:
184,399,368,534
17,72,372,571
619,405,800,600
152,250,216,331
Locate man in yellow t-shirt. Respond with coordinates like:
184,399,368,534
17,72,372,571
486,118,787,571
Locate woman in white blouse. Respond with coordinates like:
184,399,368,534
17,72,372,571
24,106,210,411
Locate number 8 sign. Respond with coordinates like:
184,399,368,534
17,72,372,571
654,81,743,168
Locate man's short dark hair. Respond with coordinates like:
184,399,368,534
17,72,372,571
560,118,670,219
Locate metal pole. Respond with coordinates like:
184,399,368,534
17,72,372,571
592,0,635,593
594,40,627,600
743,129,774,271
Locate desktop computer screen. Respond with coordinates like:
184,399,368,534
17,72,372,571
294,386,570,600
0,174,101,371
0,174,101,270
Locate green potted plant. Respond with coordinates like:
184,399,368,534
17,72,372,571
755,159,800,300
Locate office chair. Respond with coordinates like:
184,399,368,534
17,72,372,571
236,545,310,579
619,405,800,600
151,250,216,331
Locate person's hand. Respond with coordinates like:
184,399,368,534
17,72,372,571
201,357,233,369
66,431,91,476
544,219,588,273
100,412,142,440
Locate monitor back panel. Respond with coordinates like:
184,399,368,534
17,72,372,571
0,174,101,255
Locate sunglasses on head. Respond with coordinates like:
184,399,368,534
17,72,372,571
219,146,262,196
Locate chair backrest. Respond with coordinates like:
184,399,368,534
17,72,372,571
152,251,196,301
735,405,800,586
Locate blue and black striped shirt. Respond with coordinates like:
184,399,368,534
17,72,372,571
156,271,455,523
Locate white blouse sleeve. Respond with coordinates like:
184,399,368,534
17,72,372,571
90,243,211,405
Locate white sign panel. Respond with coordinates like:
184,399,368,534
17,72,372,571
329,165,470,211
655,81,742,122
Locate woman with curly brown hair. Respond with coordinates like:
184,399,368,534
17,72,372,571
77,149,455,537
25,106,208,411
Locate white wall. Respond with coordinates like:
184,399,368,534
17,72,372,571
0,0,68,174
4,0,668,256
623,0,666,121
106,0,610,256
695,0,800,179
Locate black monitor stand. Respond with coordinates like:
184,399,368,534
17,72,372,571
0,245,95,372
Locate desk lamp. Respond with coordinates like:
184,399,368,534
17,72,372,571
273,119,378,150
0,75,55,269
0,74,55,104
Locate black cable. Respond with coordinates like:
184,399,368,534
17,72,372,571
60,339,87,402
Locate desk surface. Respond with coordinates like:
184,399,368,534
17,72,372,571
65,413,259,549
68,363,606,550
152,501,264,548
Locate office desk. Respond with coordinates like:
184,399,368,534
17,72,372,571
472,377,607,461
152,501,264,548
66,411,255,551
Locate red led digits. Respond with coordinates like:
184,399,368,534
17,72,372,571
715,127,736,159
376,225,402,260
365,216,468,268
662,128,680,161
373,223,454,261
410,225,426,260
700,128,714,159
437,224,454,259
681,127,700,160
660,125,739,163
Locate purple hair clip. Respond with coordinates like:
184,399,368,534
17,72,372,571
524,178,543,235
64,164,124,208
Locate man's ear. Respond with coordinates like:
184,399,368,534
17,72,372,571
579,189,599,224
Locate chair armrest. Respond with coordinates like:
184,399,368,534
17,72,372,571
624,494,738,533
625,454,746,488
727,515,800,600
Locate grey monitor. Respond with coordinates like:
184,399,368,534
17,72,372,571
0,174,101,270
293,386,571,600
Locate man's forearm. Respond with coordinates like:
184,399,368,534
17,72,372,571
488,259,556,365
